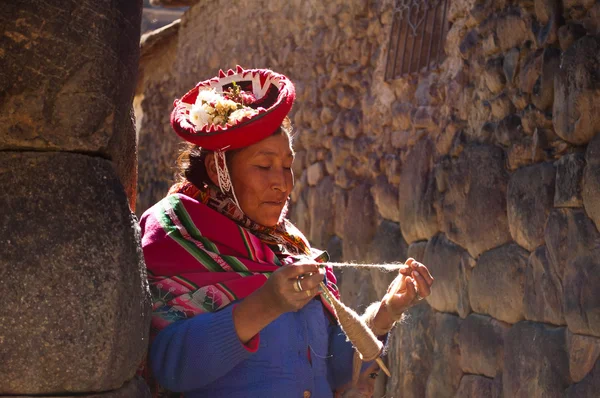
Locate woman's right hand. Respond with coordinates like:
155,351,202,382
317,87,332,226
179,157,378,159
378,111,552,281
232,261,325,344
262,261,325,314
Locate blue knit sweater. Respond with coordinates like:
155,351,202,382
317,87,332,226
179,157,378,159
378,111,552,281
150,298,364,397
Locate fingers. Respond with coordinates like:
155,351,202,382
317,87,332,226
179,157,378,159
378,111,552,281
282,262,321,278
397,260,413,276
404,276,417,300
407,259,434,286
411,270,431,298
295,269,325,292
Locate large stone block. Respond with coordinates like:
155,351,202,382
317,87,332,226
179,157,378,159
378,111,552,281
523,246,565,325
553,35,600,145
289,188,310,239
532,47,561,111
407,241,427,263
386,303,434,398
343,183,377,262
504,322,570,398
544,208,600,283
518,49,543,95
458,314,510,378
371,176,400,222
397,138,438,244
136,83,180,214
425,313,463,398
23,377,151,397
423,234,473,318
0,1,141,155
307,176,335,249
567,331,600,382
555,152,586,207
481,57,506,95
336,267,376,314
563,248,600,337
455,375,502,398
306,162,324,186
470,243,529,324
565,356,600,397
583,133,600,231
0,152,151,395
558,22,587,51
440,144,511,258
333,186,348,239
507,162,555,251
366,220,408,298
496,9,535,52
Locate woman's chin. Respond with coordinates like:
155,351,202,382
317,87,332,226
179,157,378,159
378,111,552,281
252,211,283,228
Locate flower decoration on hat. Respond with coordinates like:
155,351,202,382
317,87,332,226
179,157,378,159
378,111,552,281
171,66,296,151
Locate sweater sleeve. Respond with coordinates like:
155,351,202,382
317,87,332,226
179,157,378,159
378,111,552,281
149,304,259,392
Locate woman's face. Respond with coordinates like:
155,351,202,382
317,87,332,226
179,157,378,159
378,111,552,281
227,132,295,227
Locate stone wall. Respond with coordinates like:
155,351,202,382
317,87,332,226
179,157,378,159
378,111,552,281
1,1,151,396
135,0,600,396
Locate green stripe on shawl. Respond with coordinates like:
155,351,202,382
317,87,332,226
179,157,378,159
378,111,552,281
169,195,252,272
155,198,224,272
167,195,220,253
216,282,238,301
159,196,252,273
238,226,257,261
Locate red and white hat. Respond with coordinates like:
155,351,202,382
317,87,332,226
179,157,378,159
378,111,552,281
170,66,296,151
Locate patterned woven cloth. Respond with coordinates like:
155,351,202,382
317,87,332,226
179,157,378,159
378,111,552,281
142,182,339,339
139,182,341,397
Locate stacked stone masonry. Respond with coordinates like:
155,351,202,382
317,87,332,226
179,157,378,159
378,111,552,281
1,1,151,396
137,0,600,396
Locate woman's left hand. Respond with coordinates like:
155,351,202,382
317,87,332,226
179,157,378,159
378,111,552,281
369,258,434,334
385,258,434,316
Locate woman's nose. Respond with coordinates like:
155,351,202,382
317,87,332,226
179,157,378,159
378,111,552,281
271,168,287,192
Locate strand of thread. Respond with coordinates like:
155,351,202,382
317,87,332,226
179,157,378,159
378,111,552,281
321,262,405,271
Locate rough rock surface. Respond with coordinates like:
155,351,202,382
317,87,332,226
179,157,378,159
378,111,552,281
397,138,438,243
366,220,408,298
563,247,600,337
407,241,428,263
544,208,600,283
423,234,473,318
0,1,142,208
469,243,529,324
307,176,335,248
523,246,565,325
0,152,151,395
425,313,463,398
507,162,555,251
553,35,600,145
567,331,600,382
342,183,377,262
459,314,510,377
136,20,180,215
440,144,511,258
371,176,400,222
504,322,570,398
583,133,600,230
455,375,502,398
22,377,151,398
555,152,586,207
386,303,434,398
565,357,600,397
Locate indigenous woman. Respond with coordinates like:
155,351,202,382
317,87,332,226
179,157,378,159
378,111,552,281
141,67,434,398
